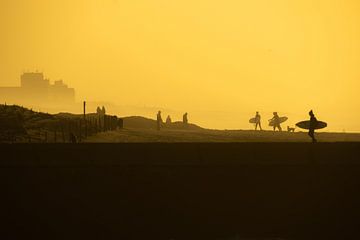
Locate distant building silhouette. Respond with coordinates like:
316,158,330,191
0,72,75,106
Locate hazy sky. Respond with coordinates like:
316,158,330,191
1,0,360,131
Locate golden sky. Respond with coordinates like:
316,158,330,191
1,0,360,131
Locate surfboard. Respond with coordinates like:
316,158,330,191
268,117,288,126
296,120,327,130
249,117,257,124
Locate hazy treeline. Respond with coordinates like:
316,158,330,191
0,104,123,143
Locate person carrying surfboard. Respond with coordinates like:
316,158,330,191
308,110,318,143
255,111,262,130
270,112,282,131
295,112,327,141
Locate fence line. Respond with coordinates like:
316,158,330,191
24,114,124,143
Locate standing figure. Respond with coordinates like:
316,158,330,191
166,115,172,125
254,111,262,130
270,112,282,131
308,110,318,143
157,111,163,131
183,112,188,125
96,106,102,115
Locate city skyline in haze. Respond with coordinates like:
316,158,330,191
1,0,360,131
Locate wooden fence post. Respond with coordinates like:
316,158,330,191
61,125,65,143
78,119,82,142
103,115,106,132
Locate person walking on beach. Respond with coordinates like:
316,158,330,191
254,111,262,130
270,112,282,131
166,115,172,125
308,110,318,143
157,111,163,131
183,112,188,125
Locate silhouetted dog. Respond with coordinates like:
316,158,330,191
287,126,295,132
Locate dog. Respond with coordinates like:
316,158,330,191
287,126,295,132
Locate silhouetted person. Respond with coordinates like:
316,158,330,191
69,132,77,143
254,111,262,130
270,112,282,131
183,112,188,125
96,106,102,115
308,110,318,143
166,115,172,124
157,111,163,131
97,106,106,115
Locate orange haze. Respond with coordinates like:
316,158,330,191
1,0,360,131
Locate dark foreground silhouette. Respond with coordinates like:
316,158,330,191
1,143,360,239
249,111,262,130
308,110,318,143
268,112,288,131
